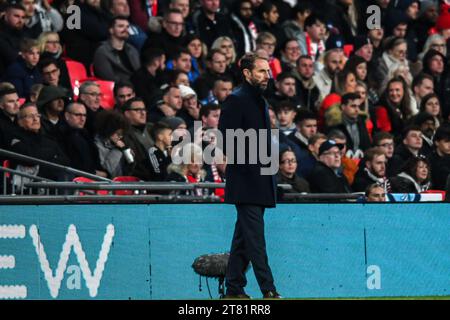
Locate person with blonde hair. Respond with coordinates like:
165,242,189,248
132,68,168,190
211,36,237,65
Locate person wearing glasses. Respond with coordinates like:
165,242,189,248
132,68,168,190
60,102,108,177
390,155,432,193
276,148,310,195
78,81,106,138
38,57,73,94
307,139,352,193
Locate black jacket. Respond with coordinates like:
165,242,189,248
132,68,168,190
429,151,450,190
219,81,277,207
142,29,186,60
307,161,352,193
0,19,23,74
192,10,232,48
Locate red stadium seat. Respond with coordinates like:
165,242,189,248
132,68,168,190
76,78,115,109
73,177,109,195
2,160,10,178
112,176,141,195
65,59,87,93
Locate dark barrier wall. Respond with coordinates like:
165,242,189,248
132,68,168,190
1,203,450,299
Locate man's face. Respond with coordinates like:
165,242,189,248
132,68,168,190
21,0,35,17
64,103,87,129
424,5,438,23
342,99,361,120
424,97,440,116
111,19,130,40
277,108,296,127
420,120,436,138
165,88,183,110
0,93,20,117
414,78,434,99
244,58,270,91
42,63,60,86
429,55,445,75
202,0,220,14
388,81,404,105
276,77,296,97
164,13,184,37
320,146,342,169
124,101,147,126
111,0,130,16
48,98,65,114
406,2,419,20
115,86,135,107
239,1,253,19
367,154,386,178
213,81,233,102
209,52,227,74
326,51,342,76
377,138,394,158
171,0,190,18
306,21,326,42
435,139,450,155
393,23,408,38
79,85,101,111
297,58,314,79
22,47,40,68
173,53,192,73
18,106,41,133
368,28,384,41
367,186,386,202
355,44,373,62
202,109,220,128
298,119,317,139
403,130,423,150
5,8,26,29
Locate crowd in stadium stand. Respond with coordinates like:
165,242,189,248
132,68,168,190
0,0,449,200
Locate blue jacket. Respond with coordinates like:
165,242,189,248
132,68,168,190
2,57,42,98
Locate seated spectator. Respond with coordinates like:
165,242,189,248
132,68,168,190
122,97,153,151
148,85,183,123
328,92,371,159
130,48,166,109
211,36,238,75
411,73,434,116
60,102,107,177
212,76,233,105
200,103,221,130
296,13,326,62
413,112,436,156
390,155,431,193
327,129,359,186
419,93,444,128
256,1,283,46
36,85,69,142
0,86,21,152
276,148,310,194
93,16,141,83
352,147,390,193
204,151,226,201
29,83,43,103
295,132,326,179
229,0,259,58
2,38,42,98
93,110,135,178
275,100,297,136
428,125,450,190
166,48,194,83
148,121,173,181
255,32,281,80
390,125,425,175
287,109,317,152
267,71,302,109
113,81,136,110
38,57,72,93
292,55,320,112
10,102,70,181
177,84,200,128
365,183,386,202
184,34,207,81
20,0,63,39
313,49,343,104
77,81,106,137
279,38,301,72
307,139,352,193
372,131,397,177
0,3,26,75
281,1,312,40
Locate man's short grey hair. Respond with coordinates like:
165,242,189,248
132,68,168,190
65,101,86,113
327,129,347,141
79,81,100,94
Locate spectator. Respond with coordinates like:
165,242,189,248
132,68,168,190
130,48,166,109
169,0,195,34
122,96,154,151
418,34,446,62
327,0,360,45
255,32,281,80
147,121,173,181
60,101,107,177
293,132,326,179
0,86,21,151
275,100,297,136
307,139,352,193
0,3,26,74
212,76,233,104
256,1,283,46
177,84,200,128
329,92,371,158
37,32,71,91
365,183,386,202
390,155,431,193
128,0,155,32
77,81,106,137
211,36,237,67
20,0,63,39
419,93,444,128
411,73,434,116
184,34,207,80
94,109,135,178
313,49,343,103
93,16,141,83
229,0,258,58
167,48,193,82
29,83,43,103
142,8,186,60
200,103,221,130
38,57,72,93
297,13,326,62
327,128,359,185
276,148,310,194
413,111,436,157
10,102,70,181
268,71,301,108
353,36,374,64
428,124,450,190
107,0,148,50
355,81,374,135
62,0,110,71
390,125,425,175
291,55,320,112
414,1,439,54
279,38,301,72
352,147,390,192
373,131,397,177
113,81,136,110
287,109,317,151
281,1,312,37
148,85,182,122
2,38,42,98
36,85,69,141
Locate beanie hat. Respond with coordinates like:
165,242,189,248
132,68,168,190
178,84,197,99
36,85,69,108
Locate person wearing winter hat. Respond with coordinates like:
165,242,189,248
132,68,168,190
177,84,200,128
353,36,373,62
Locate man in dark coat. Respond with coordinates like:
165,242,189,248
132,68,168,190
307,139,352,193
218,52,280,299
429,125,450,190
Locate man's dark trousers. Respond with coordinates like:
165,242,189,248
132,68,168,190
225,204,276,295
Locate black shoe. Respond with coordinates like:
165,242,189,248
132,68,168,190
222,293,251,299
263,291,282,299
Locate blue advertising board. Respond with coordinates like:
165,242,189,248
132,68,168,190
0,203,449,299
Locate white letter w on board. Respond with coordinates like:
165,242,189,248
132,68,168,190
29,224,115,298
